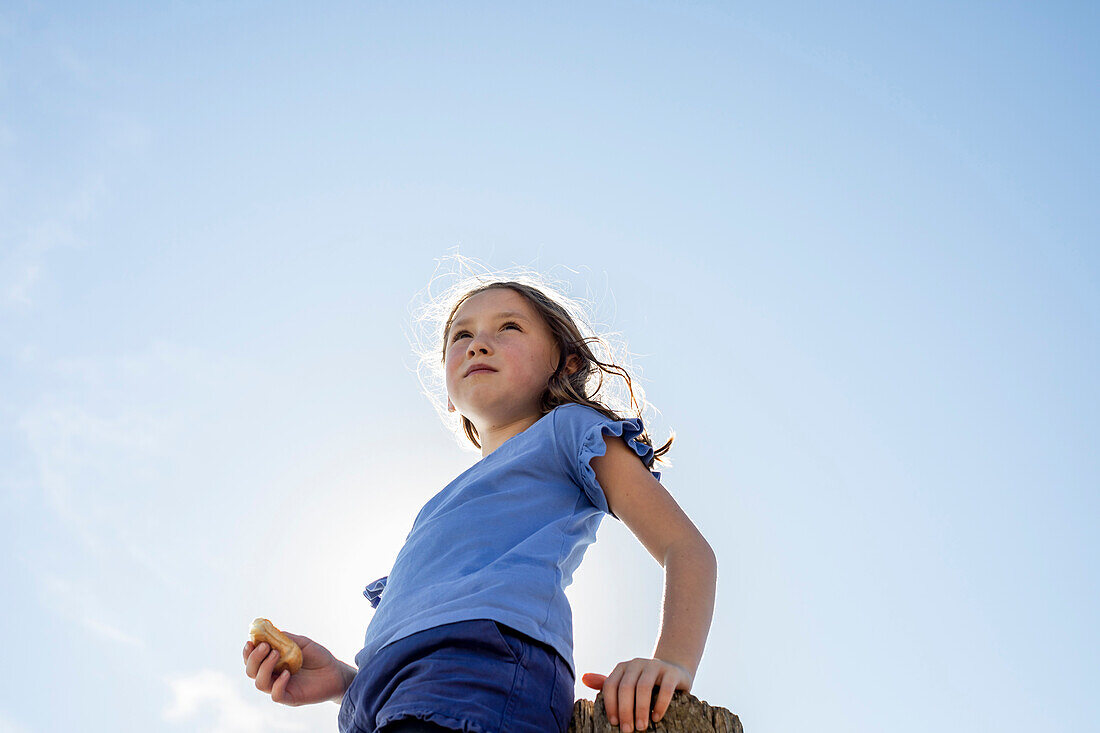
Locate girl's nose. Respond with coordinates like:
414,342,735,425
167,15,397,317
467,337,492,355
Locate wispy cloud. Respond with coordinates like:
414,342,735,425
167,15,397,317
2,175,105,308
4,263,39,307
0,708,33,733
13,338,270,627
12,340,250,673
162,670,310,733
17,399,167,555
51,43,93,87
0,27,150,309
30,569,145,650
12,337,293,730
14,338,263,578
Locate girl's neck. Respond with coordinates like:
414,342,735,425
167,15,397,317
476,411,544,458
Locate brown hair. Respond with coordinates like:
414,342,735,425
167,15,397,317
408,254,674,468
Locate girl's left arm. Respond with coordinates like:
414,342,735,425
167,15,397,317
581,435,718,732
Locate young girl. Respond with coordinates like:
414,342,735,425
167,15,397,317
242,273,717,733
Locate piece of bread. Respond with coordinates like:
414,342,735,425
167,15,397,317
249,618,303,674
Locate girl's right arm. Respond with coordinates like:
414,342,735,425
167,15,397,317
242,631,356,706
335,659,357,704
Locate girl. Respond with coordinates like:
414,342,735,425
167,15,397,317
242,272,717,733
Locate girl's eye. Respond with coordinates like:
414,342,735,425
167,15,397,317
450,322,522,343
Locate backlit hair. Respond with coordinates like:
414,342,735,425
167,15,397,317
407,252,673,468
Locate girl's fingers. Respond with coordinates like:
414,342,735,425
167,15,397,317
652,674,675,723
271,669,291,703
245,642,269,678
603,673,619,725
259,649,280,688
251,646,280,690
616,679,636,733
243,641,290,702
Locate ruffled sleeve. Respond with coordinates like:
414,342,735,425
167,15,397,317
362,575,388,608
555,403,662,522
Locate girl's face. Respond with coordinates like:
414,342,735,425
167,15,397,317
444,288,565,426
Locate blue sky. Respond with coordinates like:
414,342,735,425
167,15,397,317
1,2,1097,731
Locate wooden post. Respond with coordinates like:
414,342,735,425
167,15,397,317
567,690,743,732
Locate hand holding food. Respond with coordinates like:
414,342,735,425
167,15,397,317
243,620,349,707
249,618,303,674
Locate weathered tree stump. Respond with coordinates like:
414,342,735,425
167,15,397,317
567,690,743,732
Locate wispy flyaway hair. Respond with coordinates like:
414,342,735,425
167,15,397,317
406,251,673,468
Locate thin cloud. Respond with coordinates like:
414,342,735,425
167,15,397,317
162,670,309,733
1,175,105,309
18,401,167,554
5,263,39,306
15,339,268,577
51,43,93,87
33,570,145,650
0,710,33,733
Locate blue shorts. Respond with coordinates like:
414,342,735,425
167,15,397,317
338,619,575,733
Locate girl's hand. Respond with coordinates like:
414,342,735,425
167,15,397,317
242,631,347,707
581,658,693,732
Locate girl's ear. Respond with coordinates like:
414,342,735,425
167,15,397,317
565,354,582,376
448,398,455,412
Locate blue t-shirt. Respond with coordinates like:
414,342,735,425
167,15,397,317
353,402,663,681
